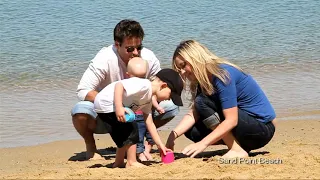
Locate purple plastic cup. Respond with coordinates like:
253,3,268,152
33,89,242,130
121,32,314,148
161,151,175,164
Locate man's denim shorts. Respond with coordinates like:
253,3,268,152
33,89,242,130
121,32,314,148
71,101,97,118
71,101,110,134
71,100,179,134
152,100,179,121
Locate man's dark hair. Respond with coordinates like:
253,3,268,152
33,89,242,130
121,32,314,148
114,19,144,45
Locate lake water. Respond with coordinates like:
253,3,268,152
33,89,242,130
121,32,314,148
0,0,319,148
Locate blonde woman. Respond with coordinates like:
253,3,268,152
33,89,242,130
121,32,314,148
166,40,276,158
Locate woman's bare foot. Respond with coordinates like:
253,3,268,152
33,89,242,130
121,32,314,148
222,149,248,158
126,161,146,168
221,131,248,159
138,153,148,162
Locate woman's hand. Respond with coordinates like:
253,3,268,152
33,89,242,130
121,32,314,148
165,131,176,151
182,141,208,158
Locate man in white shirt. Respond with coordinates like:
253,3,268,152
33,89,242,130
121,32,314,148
70,19,179,160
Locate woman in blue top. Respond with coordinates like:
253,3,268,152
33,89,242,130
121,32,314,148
166,40,277,158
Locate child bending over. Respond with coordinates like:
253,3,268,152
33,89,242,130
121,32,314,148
94,64,183,167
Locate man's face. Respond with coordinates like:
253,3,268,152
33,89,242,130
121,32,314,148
115,37,143,65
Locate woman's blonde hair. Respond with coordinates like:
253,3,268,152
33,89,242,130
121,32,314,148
172,40,243,102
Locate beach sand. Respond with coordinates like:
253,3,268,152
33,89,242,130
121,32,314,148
1,120,319,179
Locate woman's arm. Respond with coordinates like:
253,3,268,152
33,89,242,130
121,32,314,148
166,106,198,150
174,107,198,136
182,106,238,157
201,107,238,145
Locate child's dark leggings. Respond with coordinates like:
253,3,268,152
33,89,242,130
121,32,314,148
184,93,275,152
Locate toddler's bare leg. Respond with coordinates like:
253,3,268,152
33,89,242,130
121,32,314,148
126,144,145,168
138,152,148,161
143,141,153,160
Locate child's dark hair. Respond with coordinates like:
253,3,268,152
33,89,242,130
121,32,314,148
114,19,144,45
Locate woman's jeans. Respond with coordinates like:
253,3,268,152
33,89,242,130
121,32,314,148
185,93,275,152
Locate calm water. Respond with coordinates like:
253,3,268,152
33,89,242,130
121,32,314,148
0,0,319,148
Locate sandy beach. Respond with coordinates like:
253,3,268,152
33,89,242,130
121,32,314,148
1,119,319,179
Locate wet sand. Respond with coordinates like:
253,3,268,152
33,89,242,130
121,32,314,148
1,119,320,179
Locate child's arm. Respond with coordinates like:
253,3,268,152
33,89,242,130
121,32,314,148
114,82,126,122
144,113,172,155
151,95,165,114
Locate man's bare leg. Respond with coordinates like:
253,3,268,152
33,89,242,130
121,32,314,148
221,131,248,158
72,113,103,160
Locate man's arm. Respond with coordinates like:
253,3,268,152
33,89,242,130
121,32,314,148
84,90,98,102
145,49,161,78
76,60,108,102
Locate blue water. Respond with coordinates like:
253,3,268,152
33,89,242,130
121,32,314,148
0,0,319,148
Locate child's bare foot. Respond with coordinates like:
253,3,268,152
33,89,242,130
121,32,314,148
143,141,153,160
138,153,148,162
126,161,146,168
222,149,248,158
143,151,153,160
86,152,104,160
144,141,153,152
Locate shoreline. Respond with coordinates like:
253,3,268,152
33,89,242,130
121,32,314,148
1,119,320,179
1,115,320,149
